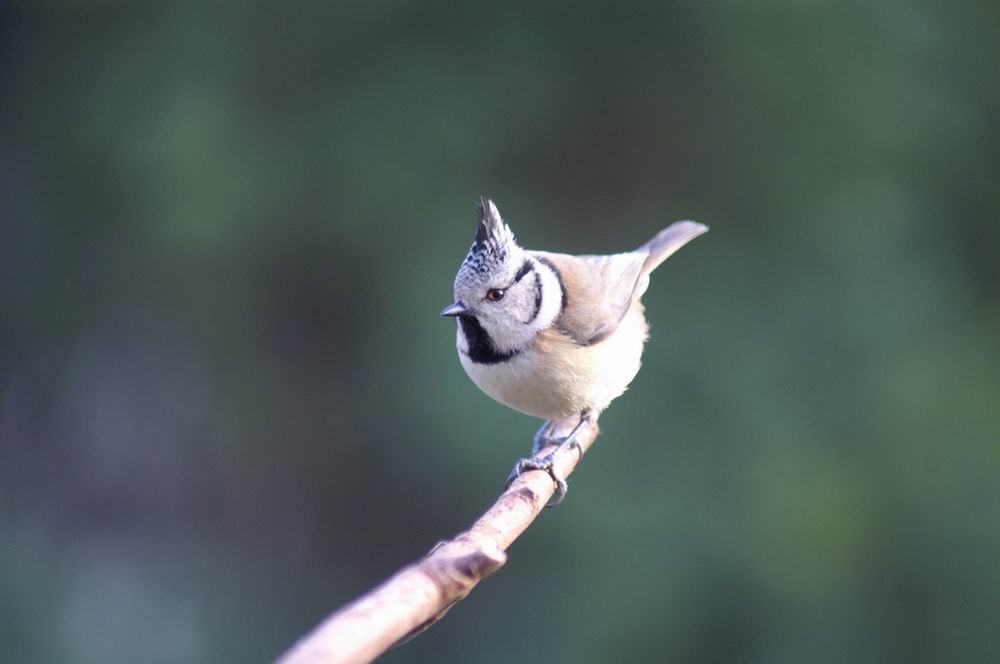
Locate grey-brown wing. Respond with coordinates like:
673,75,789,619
532,250,647,345
530,221,707,345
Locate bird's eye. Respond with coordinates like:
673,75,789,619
486,288,506,302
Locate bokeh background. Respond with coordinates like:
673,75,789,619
2,2,999,662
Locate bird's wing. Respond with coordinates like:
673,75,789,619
531,250,647,345
529,221,707,346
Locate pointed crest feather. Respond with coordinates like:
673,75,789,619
473,197,515,254
461,197,517,278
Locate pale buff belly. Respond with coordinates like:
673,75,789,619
457,307,649,420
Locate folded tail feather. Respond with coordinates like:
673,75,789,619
639,221,709,275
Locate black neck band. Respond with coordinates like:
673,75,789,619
459,315,519,364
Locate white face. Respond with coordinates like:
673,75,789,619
452,249,544,354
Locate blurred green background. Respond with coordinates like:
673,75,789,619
2,1,998,662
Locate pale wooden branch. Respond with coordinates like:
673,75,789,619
277,417,600,664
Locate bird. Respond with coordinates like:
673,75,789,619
441,197,707,505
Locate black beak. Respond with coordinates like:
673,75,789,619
440,302,468,317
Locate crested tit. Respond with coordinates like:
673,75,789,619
442,198,707,504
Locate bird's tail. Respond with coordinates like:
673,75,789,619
639,221,708,275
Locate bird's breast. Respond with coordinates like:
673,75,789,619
455,305,649,420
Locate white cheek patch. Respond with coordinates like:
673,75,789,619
532,262,563,331
523,273,543,324
491,260,562,351
483,306,529,353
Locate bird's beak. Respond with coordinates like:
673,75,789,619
440,302,468,317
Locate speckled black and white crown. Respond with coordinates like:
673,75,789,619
460,197,517,277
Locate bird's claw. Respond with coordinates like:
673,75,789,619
505,453,569,508
507,413,591,508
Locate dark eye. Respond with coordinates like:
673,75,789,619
485,288,506,302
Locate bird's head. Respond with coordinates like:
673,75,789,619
441,198,555,355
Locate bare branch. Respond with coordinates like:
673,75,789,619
277,417,600,664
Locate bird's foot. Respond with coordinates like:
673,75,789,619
506,453,569,507
506,413,591,508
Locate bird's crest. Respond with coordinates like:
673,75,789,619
461,197,517,276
